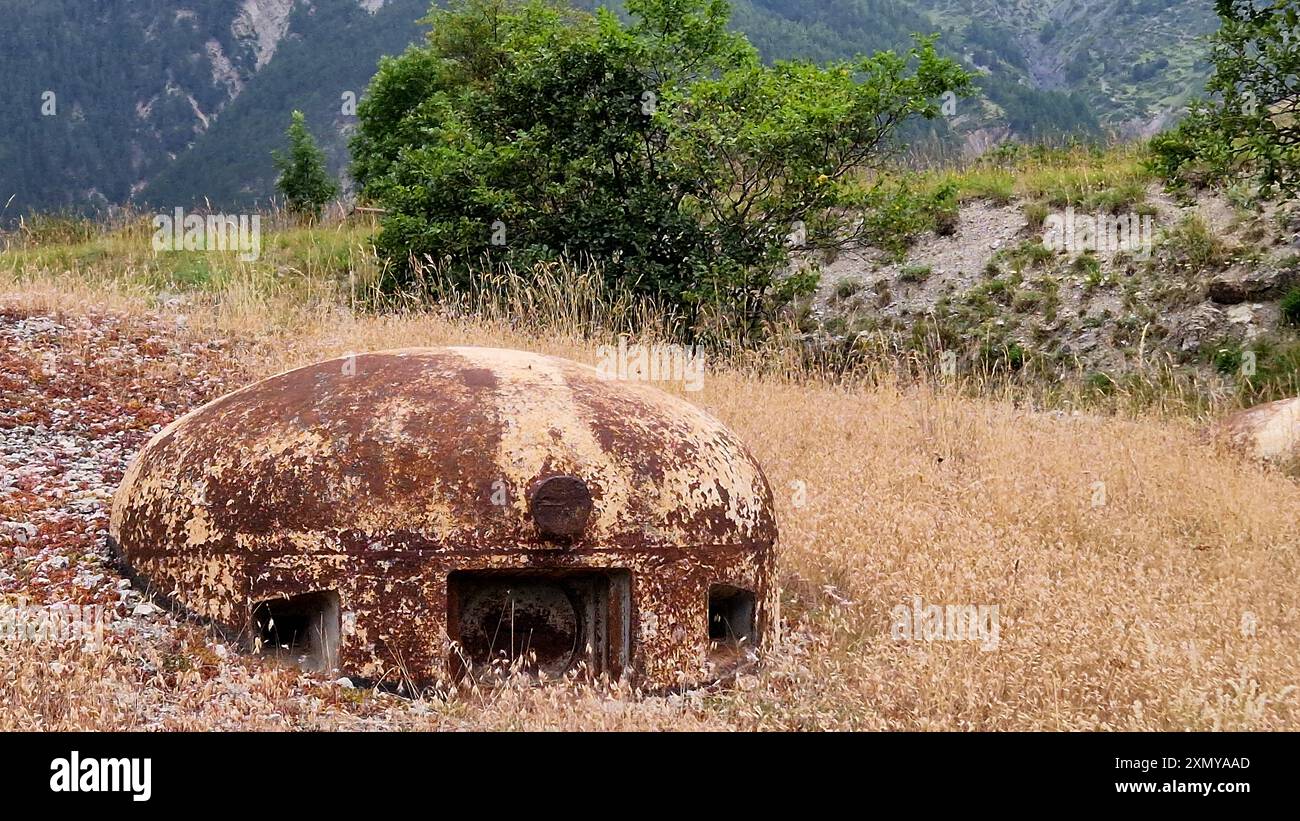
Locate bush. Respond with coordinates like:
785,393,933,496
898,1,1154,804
1012,289,1045,313
1004,240,1055,271
929,181,960,235
861,181,961,260
1212,344,1244,376
833,277,864,300
1161,214,1230,273
1071,253,1101,277
351,0,971,338
1148,1,1300,197
1281,288,1300,327
980,339,1027,372
1023,202,1050,231
899,265,932,283
274,111,339,221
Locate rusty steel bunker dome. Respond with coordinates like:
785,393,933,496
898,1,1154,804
109,347,778,688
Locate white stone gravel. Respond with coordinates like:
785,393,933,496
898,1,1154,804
0,305,240,632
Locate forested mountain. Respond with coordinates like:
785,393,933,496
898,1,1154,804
0,0,271,212
913,0,1218,134
0,0,431,215
142,0,431,210
0,0,1219,215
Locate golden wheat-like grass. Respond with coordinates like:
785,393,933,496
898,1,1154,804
1,229,1297,731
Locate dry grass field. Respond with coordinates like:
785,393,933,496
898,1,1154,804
1,220,1298,730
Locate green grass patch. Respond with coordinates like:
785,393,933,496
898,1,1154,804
1160,214,1231,274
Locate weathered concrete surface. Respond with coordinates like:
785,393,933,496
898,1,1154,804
1219,396,1300,475
109,347,778,689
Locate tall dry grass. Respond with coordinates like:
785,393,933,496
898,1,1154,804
1,219,1298,730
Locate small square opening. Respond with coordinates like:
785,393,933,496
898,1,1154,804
708,585,756,646
251,591,340,674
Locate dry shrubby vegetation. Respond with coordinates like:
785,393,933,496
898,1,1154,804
1,212,1298,731
809,144,1300,406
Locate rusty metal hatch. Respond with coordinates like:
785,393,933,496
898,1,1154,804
447,570,631,680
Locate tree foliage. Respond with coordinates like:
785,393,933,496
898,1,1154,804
274,110,339,220
352,0,971,335
1150,0,1299,196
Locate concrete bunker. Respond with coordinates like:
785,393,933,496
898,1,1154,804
108,346,778,690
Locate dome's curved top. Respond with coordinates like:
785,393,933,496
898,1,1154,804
110,347,776,561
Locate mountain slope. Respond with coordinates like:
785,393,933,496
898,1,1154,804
912,0,1218,135
142,0,429,210
0,0,424,215
0,0,1221,215
0,0,272,212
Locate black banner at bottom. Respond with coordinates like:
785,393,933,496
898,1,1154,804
0,732,1280,809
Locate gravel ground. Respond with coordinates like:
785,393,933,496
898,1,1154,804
0,303,244,635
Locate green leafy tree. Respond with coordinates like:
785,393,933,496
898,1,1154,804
274,110,340,219
1151,0,1299,196
352,0,970,336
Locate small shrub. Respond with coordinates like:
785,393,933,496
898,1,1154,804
1086,182,1148,214
1085,371,1116,394
1012,289,1045,313
1211,344,1243,376
1280,287,1300,327
929,181,960,236
1023,202,1050,231
822,315,848,335
1225,181,1258,211
1071,254,1101,278
971,276,1014,307
899,264,932,283
1161,214,1230,273
873,279,893,308
1006,240,1055,271
864,182,963,260
834,277,865,300
980,339,1027,371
